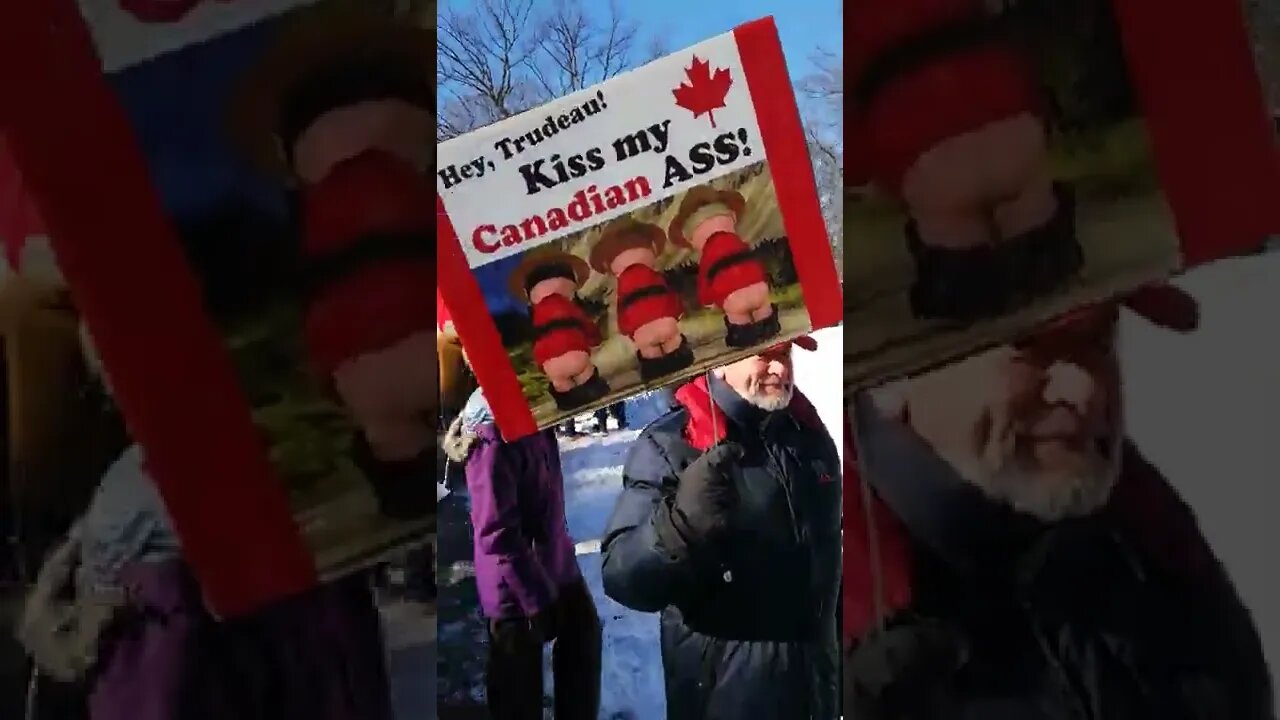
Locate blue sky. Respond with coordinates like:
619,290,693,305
640,0,841,83
439,0,841,88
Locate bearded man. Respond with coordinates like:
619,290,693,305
843,286,1274,719
602,338,842,720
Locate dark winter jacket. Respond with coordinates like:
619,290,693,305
843,392,1275,720
602,376,842,720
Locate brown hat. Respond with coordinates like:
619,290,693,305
668,186,746,248
225,2,432,180
588,218,666,273
506,246,592,303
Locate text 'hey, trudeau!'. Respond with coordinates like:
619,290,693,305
438,89,755,255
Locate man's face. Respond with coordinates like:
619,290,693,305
868,306,1122,520
716,344,794,411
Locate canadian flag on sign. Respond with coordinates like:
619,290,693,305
672,55,734,129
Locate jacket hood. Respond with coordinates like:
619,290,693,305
442,388,494,462
461,387,494,430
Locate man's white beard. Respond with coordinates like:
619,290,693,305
747,386,793,412
953,432,1122,522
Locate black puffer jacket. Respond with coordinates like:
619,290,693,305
844,392,1275,720
602,376,842,719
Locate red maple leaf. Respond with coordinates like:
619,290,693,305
672,56,733,128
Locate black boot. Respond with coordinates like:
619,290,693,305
637,334,695,382
351,432,436,521
1003,183,1081,306
906,225,1006,324
550,366,610,411
724,304,782,348
906,185,1081,325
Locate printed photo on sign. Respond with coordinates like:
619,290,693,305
471,165,807,427
58,0,435,581
438,20,842,437
843,0,1182,392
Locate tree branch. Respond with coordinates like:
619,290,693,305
438,0,649,135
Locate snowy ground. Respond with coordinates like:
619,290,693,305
555,429,665,719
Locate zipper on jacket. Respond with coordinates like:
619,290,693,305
1025,600,1091,720
762,440,801,545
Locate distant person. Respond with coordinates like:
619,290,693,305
443,386,601,720
590,401,627,434
609,401,627,430
602,339,841,719
842,287,1273,718
560,416,583,438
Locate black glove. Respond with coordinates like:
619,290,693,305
490,608,557,653
657,442,742,549
844,618,969,717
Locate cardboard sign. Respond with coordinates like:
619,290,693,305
0,0,431,617
842,0,1280,394
437,17,843,440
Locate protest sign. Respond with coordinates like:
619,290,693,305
437,17,842,440
842,0,1280,394
0,0,431,616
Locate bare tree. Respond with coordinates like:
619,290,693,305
798,47,845,278
436,0,652,140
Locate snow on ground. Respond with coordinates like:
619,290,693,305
1120,252,1280,691
384,601,437,719
552,429,666,720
